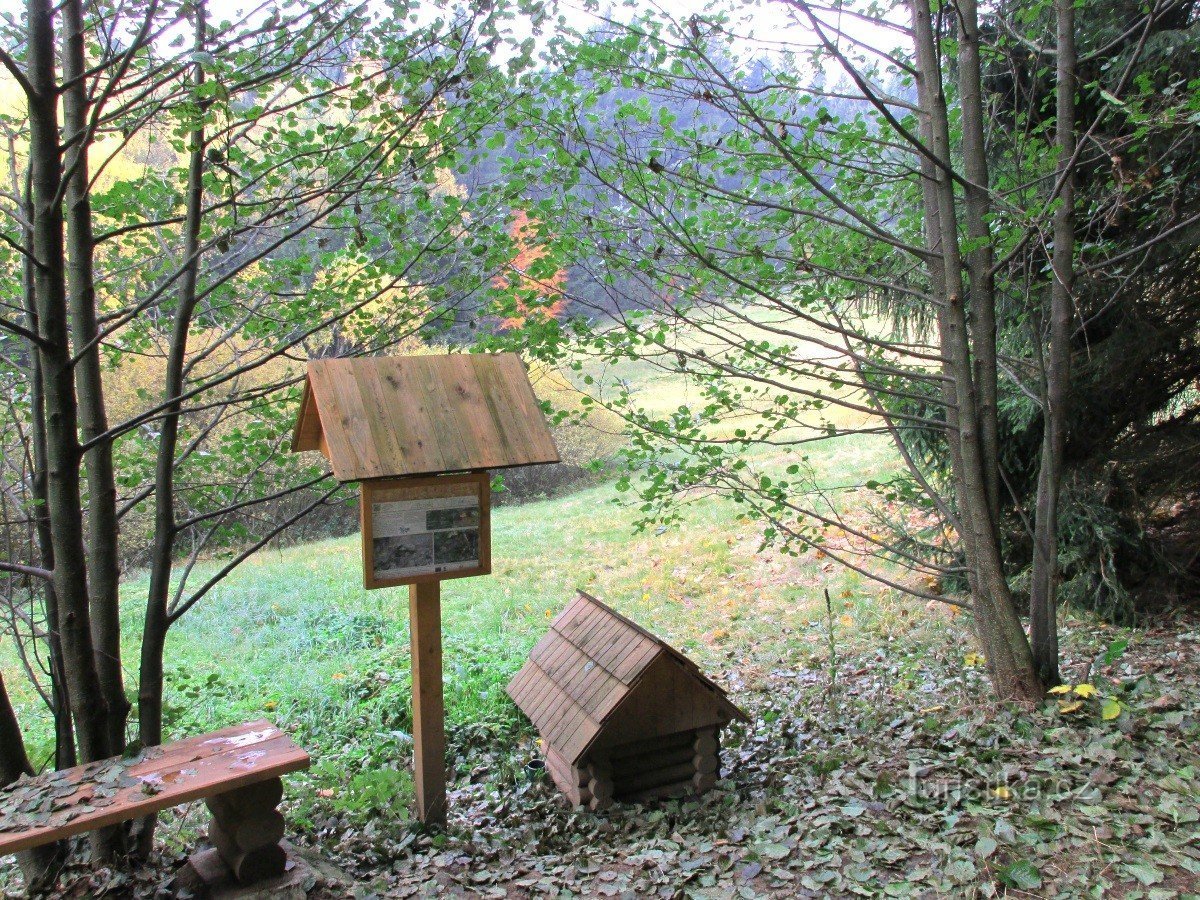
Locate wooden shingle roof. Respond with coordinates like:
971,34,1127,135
291,353,559,482
507,592,747,766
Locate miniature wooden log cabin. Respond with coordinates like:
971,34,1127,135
507,591,748,809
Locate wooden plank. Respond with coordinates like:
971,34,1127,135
357,363,415,479
609,639,664,685
530,685,576,746
490,354,560,462
506,663,537,709
516,664,561,731
382,357,448,476
411,357,477,473
552,598,607,648
330,360,391,478
574,612,625,661
290,380,322,452
299,354,558,482
0,721,308,857
548,593,591,633
611,745,697,777
511,659,560,723
564,609,628,673
531,643,624,755
559,719,607,767
579,669,628,715
306,363,376,480
540,639,613,705
552,655,627,729
543,705,593,762
439,354,506,470
409,581,446,826
534,664,588,737
539,680,602,756
559,595,659,685
616,761,698,795
619,779,694,804
523,643,576,726
599,632,658,689
609,730,697,761
470,355,536,468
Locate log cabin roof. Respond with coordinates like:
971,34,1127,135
291,353,559,482
507,591,748,766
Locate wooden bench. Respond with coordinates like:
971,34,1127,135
0,719,309,884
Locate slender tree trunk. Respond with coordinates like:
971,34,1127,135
62,0,129,754
26,0,113,762
0,673,63,891
1029,0,1077,686
956,0,1002,531
910,0,1043,701
911,11,975,602
137,1,207,855
21,166,76,770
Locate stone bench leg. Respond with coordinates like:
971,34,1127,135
204,778,287,884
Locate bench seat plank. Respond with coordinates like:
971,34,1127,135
0,719,308,857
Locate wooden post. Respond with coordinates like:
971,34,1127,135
409,581,446,826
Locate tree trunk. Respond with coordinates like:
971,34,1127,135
909,0,1043,701
1029,0,1077,686
62,0,129,754
1,673,63,891
955,0,1003,533
136,0,207,856
26,0,113,762
21,162,76,770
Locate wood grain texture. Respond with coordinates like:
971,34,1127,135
0,720,308,857
292,353,559,481
506,591,748,795
409,581,446,826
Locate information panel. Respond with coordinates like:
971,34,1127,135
360,473,491,589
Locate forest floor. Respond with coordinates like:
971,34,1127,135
339,610,1200,900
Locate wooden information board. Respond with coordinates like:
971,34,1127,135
360,473,491,589
292,354,560,827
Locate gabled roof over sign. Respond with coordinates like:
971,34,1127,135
291,352,559,482
507,591,748,766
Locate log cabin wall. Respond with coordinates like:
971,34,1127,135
508,591,748,810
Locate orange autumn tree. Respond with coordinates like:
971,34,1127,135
494,209,567,328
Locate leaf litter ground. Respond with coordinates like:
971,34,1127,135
5,617,1198,899
302,610,1200,899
